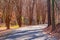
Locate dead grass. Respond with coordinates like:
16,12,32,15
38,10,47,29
0,25,19,31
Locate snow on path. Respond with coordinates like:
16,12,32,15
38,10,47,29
5,24,58,40
16,24,48,31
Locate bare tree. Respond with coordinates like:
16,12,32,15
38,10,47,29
28,0,35,25
43,0,52,33
1,0,13,29
47,0,51,26
41,3,47,24
3,0,11,29
0,0,3,24
14,0,22,27
36,0,41,24
51,0,56,31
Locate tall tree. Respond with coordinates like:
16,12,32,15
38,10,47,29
4,0,11,29
14,0,22,27
41,5,46,24
43,0,52,33
0,0,3,24
47,0,51,27
36,0,41,24
29,0,35,25
51,0,56,31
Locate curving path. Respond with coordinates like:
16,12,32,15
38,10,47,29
5,24,58,40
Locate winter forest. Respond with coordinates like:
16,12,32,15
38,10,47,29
0,0,60,40
0,0,60,29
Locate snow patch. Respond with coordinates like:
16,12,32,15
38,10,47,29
16,24,48,31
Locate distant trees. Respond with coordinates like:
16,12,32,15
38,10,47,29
0,0,11,29
28,0,35,25
0,0,59,29
36,0,41,24
4,0,12,29
0,0,15,29
36,0,47,24
14,0,22,27
0,0,50,28
42,3,47,24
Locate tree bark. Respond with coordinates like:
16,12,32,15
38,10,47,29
51,0,56,31
47,0,51,26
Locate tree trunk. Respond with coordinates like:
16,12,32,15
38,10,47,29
42,5,46,24
15,0,22,27
29,0,35,25
4,0,11,29
47,0,51,27
36,0,41,24
5,16,10,29
51,0,56,31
